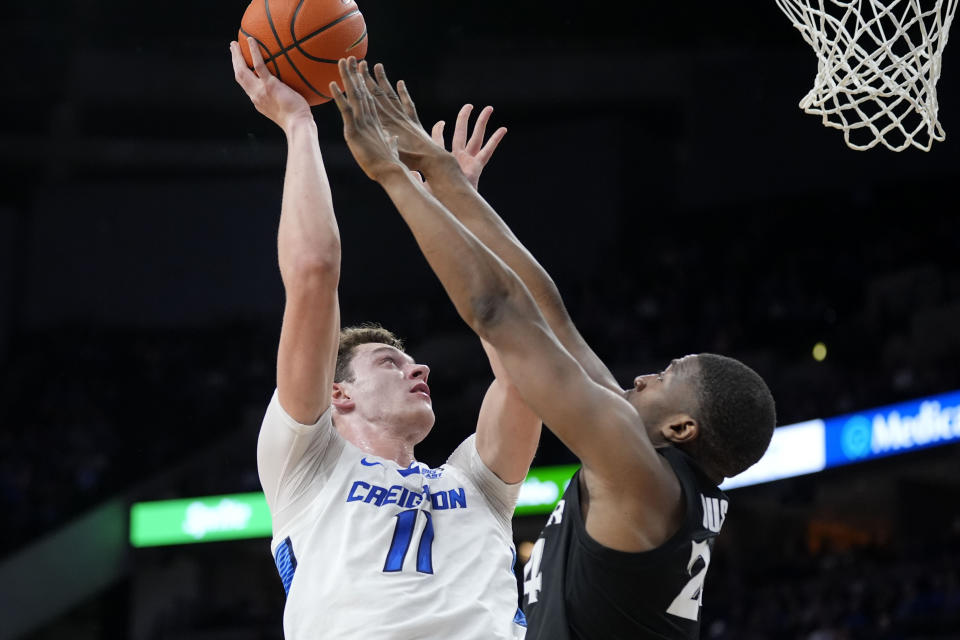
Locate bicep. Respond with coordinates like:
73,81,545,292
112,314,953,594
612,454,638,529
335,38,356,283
475,342,542,484
276,276,340,424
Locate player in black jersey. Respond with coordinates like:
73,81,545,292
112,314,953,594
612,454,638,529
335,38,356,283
331,58,777,640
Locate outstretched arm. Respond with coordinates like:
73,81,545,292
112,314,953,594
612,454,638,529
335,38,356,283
331,59,676,513
232,38,340,426
433,110,542,484
361,71,543,483
366,66,621,394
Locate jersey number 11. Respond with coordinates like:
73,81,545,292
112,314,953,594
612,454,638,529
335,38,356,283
383,509,435,574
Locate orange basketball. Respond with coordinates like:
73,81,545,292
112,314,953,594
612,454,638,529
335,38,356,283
239,0,368,105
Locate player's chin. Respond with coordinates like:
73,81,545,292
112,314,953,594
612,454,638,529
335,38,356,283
404,393,434,412
414,404,436,430
407,410,436,444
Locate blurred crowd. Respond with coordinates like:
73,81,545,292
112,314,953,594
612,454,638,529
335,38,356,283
0,326,274,552
131,515,960,639
137,534,960,640
1,211,959,556
702,529,960,639
0,207,958,640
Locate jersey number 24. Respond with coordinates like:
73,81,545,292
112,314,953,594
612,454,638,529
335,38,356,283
524,537,712,622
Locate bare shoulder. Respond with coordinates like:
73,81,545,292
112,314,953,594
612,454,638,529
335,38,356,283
579,452,685,553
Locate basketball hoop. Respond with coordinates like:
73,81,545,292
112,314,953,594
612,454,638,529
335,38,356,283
776,0,959,151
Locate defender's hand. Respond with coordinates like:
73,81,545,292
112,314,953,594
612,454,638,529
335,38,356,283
231,37,312,132
331,57,404,182
360,63,448,172
432,105,507,190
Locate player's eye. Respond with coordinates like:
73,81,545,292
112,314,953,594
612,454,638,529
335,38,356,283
656,372,665,382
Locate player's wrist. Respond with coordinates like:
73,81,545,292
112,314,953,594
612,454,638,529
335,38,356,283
374,160,414,187
418,151,462,184
283,112,318,138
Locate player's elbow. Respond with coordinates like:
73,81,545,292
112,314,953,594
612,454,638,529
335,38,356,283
469,291,510,333
468,282,526,339
281,252,341,292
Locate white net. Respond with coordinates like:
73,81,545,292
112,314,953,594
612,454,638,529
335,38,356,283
776,0,959,150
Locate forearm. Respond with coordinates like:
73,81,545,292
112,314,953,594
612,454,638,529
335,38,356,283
278,117,341,280
376,162,522,332
274,117,342,423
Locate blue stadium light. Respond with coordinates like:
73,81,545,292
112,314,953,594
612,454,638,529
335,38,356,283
721,388,960,490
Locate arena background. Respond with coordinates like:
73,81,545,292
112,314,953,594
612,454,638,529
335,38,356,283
1,1,959,638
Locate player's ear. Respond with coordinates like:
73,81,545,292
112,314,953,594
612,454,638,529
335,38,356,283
660,414,698,444
331,382,355,412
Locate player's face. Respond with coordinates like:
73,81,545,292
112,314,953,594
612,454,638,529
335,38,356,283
344,343,435,432
625,355,699,434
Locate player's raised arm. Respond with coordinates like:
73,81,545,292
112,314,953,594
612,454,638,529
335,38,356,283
362,64,621,394
332,58,676,504
398,87,552,483
232,39,341,426
335,60,542,484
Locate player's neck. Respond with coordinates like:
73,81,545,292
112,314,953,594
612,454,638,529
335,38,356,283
334,414,420,467
675,442,725,486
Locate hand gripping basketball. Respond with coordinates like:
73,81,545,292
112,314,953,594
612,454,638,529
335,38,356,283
238,0,368,106
231,37,312,131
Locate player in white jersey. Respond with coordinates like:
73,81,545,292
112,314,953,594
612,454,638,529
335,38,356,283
260,391,524,638
230,39,539,639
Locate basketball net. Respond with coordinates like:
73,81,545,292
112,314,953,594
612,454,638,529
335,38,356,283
776,0,959,151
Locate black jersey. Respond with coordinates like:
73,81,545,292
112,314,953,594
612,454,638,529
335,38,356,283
522,447,729,640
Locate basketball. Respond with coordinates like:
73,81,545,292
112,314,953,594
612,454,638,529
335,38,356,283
238,0,368,106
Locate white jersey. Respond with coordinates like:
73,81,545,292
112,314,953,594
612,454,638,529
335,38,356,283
258,391,527,639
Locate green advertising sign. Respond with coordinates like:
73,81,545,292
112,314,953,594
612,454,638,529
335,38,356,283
130,464,579,547
129,492,272,548
514,464,578,517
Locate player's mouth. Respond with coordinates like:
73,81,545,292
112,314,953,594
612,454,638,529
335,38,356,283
410,382,431,398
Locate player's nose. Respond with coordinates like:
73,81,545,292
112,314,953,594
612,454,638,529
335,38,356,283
633,376,647,391
409,363,430,382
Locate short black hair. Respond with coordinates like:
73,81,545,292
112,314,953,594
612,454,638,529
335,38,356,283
334,323,405,383
692,353,776,478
